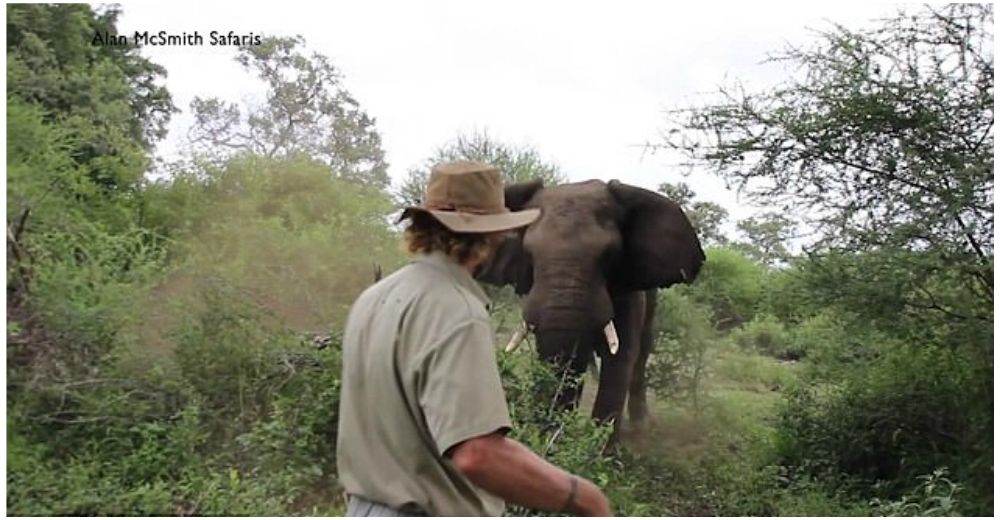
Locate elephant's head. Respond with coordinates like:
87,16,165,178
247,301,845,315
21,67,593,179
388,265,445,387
477,179,705,363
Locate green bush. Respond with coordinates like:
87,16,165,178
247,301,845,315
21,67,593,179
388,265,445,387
646,288,715,404
8,261,346,516
712,347,798,394
775,344,992,515
790,310,888,378
6,97,142,237
870,468,964,517
701,462,873,516
7,400,205,516
685,247,765,329
147,154,405,331
790,250,991,356
789,311,846,359
234,345,343,504
754,262,822,323
167,279,303,427
28,226,165,350
496,350,652,516
730,314,796,360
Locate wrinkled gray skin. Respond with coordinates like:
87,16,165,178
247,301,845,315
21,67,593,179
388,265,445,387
477,180,705,434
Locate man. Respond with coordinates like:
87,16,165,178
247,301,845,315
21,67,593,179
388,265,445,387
336,160,613,516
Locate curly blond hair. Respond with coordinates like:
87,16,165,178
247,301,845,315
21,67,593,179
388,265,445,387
404,211,505,267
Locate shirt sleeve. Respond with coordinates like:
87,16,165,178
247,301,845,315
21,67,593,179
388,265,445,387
415,318,513,457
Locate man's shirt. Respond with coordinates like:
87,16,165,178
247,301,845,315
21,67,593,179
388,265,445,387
336,251,512,516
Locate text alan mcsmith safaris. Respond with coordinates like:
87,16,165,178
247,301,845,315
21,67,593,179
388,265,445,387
92,30,262,47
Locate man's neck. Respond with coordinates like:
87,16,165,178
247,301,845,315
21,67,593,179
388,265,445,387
462,258,481,276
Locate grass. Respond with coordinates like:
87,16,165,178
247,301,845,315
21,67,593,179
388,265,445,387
618,342,871,516
629,343,791,453
497,331,874,516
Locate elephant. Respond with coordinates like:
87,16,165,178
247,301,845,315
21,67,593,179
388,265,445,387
477,179,705,433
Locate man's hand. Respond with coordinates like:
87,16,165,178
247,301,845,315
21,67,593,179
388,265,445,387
571,477,613,516
448,432,613,516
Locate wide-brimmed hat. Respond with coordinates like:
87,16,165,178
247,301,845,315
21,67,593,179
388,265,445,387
399,160,540,233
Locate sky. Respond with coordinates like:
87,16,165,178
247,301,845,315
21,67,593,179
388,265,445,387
117,1,904,234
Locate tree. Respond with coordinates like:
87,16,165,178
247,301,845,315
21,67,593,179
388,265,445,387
7,4,176,301
688,201,730,247
656,181,696,207
734,212,795,266
656,181,729,246
658,7,993,506
187,36,389,188
7,3,176,192
396,131,567,207
661,4,993,319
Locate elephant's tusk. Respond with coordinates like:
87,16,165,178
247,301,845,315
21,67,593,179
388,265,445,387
505,322,528,352
604,321,619,355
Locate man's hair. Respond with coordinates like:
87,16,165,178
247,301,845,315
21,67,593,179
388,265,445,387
404,211,505,266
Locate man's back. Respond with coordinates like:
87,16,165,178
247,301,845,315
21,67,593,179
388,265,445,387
336,251,510,516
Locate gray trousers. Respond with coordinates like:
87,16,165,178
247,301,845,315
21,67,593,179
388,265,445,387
346,495,426,517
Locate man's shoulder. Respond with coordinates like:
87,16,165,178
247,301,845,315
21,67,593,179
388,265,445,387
349,259,491,338
346,266,417,321
430,281,492,326
358,261,431,294
353,261,472,307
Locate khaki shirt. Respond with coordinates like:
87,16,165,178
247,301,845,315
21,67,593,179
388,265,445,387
336,251,512,516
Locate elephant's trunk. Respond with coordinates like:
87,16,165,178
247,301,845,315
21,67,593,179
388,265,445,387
532,327,588,364
521,256,613,362
523,270,613,330
530,327,595,412
511,321,617,355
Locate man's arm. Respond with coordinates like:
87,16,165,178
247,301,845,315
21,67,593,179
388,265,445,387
448,432,613,516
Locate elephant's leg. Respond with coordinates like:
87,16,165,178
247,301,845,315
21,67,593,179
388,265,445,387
593,344,638,432
592,292,643,434
627,349,651,427
628,289,658,428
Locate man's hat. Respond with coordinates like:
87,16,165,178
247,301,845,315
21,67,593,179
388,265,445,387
399,160,541,233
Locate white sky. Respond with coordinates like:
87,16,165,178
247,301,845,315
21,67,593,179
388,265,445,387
117,1,904,233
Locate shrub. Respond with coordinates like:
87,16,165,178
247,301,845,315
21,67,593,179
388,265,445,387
789,310,888,378
754,262,822,323
234,345,343,503
28,226,165,347
496,350,652,516
646,288,715,405
7,398,204,516
142,154,406,333
167,278,302,427
774,344,992,515
871,468,964,517
8,263,346,516
711,347,798,394
789,311,846,359
700,462,873,516
685,247,765,329
731,314,796,360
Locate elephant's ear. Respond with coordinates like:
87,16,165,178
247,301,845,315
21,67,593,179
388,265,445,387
504,179,544,210
608,180,705,290
476,180,544,294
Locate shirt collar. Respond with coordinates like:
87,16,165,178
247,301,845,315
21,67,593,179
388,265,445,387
414,251,492,309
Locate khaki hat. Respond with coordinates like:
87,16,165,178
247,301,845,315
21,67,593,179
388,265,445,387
400,160,541,233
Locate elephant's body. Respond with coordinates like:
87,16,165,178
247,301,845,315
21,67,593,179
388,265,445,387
479,180,704,433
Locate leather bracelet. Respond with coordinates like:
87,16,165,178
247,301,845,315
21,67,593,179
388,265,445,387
562,475,579,514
